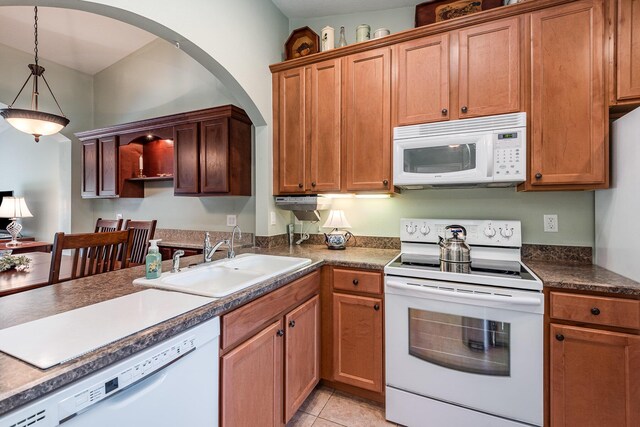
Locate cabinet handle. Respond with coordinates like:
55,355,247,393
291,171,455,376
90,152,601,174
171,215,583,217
383,179,389,186
591,307,601,316
277,329,284,337
555,334,564,342
289,320,296,328
298,183,303,188
352,279,359,286
374,304,380,311
311,182,316,187
461,106,468,113
441,108,448,116
535,173,542,180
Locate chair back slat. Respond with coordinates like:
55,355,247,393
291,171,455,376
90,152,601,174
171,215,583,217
95,218,123,233
48,229,135,284
123,220,157,265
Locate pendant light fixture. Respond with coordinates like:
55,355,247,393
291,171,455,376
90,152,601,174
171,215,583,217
0,7,69,142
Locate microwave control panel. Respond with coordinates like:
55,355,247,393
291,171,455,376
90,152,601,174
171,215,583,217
493,132,525,181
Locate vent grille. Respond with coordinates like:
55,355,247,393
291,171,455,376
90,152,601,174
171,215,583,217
407,282,514,299
394,112,526,140
8,409,46,427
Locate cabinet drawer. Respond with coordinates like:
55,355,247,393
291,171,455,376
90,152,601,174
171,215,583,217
333,268,382,295
550,292,640,330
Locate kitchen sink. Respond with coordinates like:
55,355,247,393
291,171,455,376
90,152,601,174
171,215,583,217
133,253,312,298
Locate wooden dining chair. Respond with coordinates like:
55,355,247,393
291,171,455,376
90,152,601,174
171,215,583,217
123,219,158,265
48,229,135,284
94,218,123,233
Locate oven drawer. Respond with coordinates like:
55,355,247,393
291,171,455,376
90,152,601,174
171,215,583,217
333,268,382,295
550,292,640,330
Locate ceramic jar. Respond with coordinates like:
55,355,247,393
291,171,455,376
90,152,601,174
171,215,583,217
356,24,370,42
321,26,335,51
373,28,390,39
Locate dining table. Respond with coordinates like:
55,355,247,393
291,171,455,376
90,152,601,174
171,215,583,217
0,252,72,297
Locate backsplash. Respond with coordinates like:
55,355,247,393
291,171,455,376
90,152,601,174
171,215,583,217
155,228,254,248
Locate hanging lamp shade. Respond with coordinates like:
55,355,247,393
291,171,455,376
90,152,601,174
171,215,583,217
0,7,69,142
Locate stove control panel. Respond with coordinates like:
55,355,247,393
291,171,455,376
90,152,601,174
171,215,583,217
400,219,522,247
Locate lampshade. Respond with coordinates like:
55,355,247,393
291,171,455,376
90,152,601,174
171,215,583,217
1,109,68,139
322,210,351,229
0,197,33,219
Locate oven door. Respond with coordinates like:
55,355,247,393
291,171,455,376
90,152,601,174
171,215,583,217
385,277,543,426
393,132,492,186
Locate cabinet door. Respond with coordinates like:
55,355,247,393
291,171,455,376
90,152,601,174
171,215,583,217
284,295,320,423
332,293,383,392
98,136,118,197
457,17,520,118
309,59,341,192
344,48,392,192
81,139,98,198
278,67,307,194
530,0,606,186
200,118,229,193
616,0,640,101
394,34,450,126
173,122,200,194
221,320,284,427
550,324,640,426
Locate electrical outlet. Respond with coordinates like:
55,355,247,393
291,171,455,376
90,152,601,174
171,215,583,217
116,213,123,220
226,215,237,227
544,214,558,233
270,211,277,226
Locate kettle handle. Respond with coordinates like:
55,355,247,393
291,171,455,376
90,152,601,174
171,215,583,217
445,225,467,238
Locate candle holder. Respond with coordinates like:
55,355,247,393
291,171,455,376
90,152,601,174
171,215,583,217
138,169,146,178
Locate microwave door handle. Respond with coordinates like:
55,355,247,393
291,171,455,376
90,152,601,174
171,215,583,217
487,135,494,177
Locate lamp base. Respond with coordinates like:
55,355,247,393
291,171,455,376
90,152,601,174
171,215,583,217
5,219,22,247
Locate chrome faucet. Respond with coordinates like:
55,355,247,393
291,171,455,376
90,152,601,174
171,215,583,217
204,231,230,262
171,250,185,273
229,225,242,259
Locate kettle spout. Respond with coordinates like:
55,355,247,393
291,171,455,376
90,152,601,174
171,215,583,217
438,236,445,248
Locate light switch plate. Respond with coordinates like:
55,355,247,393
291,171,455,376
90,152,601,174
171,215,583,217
544,214,558,232
270,211,277,226
226,215,237,227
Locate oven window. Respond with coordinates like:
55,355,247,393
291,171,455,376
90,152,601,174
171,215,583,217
404,144,476,174
408,308,510,376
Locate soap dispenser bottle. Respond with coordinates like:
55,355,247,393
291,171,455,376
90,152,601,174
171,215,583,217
146,239,162,279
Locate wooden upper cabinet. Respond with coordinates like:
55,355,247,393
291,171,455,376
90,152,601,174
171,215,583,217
529,0,607,187
309,59,342,192
394,34,450,126
457,16,520,118
173,122,200,194
550,324,640,426
81,139,98,198
616,0,640,101
200,118,229,193
221,320,284,427
344,47,392,192
278,67,307,193
284,295,320,423
98,136,118,197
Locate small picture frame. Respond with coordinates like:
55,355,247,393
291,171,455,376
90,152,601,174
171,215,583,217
285,27,320,60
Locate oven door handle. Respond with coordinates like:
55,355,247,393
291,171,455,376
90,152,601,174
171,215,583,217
386,279,542,306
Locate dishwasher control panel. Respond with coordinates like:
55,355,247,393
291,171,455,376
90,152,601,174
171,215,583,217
57,336,196,422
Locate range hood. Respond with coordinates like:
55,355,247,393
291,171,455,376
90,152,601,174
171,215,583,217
275,196,332,221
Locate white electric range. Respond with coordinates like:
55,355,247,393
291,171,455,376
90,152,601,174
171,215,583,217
384,219,543,427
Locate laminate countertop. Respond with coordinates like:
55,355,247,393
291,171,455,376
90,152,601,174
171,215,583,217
0,245,399,416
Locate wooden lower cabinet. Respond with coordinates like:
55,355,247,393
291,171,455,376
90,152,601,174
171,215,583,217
550,323,640,426
221,320,284,427
332,291,383,393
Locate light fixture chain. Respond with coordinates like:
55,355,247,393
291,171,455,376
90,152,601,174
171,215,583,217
33,6,38,66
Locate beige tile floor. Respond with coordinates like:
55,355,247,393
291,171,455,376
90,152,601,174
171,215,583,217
287,385,398,427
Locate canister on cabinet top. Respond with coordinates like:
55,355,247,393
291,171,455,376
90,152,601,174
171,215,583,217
356,24,370,42
321,26,335,51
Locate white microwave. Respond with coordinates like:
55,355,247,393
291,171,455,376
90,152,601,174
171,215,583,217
393,112,526,189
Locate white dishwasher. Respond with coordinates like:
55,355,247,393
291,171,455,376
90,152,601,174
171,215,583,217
0,316,220,427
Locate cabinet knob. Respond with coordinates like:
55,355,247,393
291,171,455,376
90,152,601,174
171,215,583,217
591,307,601,316
311,182,316,187
383,179,389,186
441,108,448,116
289,320,296,328
298,183,303,188
352,279,359,286
535,172,542,180
277,329,285,337
461,106,468,113
374,304,380,311
555,334,565,342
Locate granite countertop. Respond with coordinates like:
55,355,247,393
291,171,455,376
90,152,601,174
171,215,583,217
525,260,640,296
0,245,398,415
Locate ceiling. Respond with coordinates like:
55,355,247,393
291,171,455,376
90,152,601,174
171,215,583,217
0,6,157,75
272,0,422,19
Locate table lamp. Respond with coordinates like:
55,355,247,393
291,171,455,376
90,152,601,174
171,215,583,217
322,210,354,250
0,197,33,247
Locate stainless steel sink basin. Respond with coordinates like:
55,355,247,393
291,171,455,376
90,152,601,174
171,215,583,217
133,253,312,298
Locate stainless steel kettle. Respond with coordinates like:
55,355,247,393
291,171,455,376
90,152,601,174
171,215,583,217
438,225,471,264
